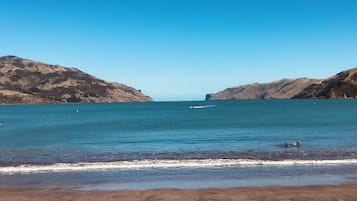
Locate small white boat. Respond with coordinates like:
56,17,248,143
189,105,216,109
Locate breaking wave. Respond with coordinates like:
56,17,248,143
1,158,357,175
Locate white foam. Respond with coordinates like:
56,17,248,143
1,159,357,175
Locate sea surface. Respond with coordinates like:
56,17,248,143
0,100,356,189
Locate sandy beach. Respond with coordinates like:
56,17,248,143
0,184,356,201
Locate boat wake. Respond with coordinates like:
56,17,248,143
189,105,216,109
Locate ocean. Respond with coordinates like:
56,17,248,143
0,100,356,189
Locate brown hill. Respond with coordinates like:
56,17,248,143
206,67,357,100
294,68,357,99
0,56,152,104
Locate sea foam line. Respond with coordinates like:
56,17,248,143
1,159,357,175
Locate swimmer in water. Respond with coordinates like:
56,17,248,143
283,141,301,148
293,140,301,147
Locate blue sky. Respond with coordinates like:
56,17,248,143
1,0,357,101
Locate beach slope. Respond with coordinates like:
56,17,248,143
0,184,356,201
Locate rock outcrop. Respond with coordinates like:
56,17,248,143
206,67,357,100
0,56,152,104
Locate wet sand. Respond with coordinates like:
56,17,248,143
0,184,356,201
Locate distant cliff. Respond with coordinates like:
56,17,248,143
206,67,357,100
0,56,152,104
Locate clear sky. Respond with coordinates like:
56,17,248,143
1,0,357,101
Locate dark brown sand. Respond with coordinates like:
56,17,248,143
0,184,356,201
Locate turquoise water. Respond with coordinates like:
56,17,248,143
0,100,356,188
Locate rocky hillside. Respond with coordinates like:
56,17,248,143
206,67,357,100
0,56,152,104
294,68,357,99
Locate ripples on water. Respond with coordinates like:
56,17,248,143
0,100,356,188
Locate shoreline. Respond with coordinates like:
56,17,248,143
0,184,357,201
